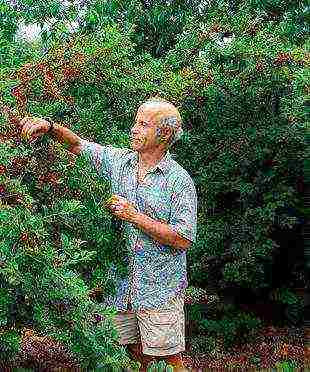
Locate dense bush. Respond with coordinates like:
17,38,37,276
0,0,307,367
199,303,262,350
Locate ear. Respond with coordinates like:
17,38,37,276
161,127,173,142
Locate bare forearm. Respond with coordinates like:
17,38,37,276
131,212,189,250
48,123,81,150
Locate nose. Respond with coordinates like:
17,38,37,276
131,126,139,137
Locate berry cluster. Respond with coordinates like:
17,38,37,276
0,184,5,196
274,52,292,66
37,171,61,187
9,50,85,119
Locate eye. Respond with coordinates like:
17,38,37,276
134,120,150,128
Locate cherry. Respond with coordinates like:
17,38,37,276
11,86,23,98
0,165,6,175
0,185,6,195
20,232,29,241
274,53,292,66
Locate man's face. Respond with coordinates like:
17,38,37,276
130,105,173,153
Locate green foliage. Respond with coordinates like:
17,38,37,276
0,0,18,42
82,0,194,58
270,287,304,326
177,0,306,293
14,0,73,24
274,360,299,371
199,304,262,350
146,360,174,372
190,334,218,354
0,328,21,363
270,287,300,305
0,0,306,368
186,303,203,323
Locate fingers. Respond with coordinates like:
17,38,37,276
20,117,33,136
26,125,41,141
19,116,32,127
20,117,34,138
111,204,120,211
104,195,135,212
104,196,127,214
107,195,118,202
20,117,46,141
104,194,118,206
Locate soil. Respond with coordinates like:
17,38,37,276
182,325,305,371
1,326,306,371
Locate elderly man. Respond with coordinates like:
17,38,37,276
20,97,197,372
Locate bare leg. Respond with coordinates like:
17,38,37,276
127,342,156,372
161,353,189,371
127,344,189,371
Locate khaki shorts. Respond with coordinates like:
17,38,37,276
112,295,185,356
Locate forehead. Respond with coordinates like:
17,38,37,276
135,104,174,123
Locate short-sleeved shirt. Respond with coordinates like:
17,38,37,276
79,139,197,312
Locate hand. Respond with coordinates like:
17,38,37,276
104,194,138,223
20,116,50,143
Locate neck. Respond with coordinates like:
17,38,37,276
138,147,168,169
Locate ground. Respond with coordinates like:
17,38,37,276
3,325,305,371
180,325,304,371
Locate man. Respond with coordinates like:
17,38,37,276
20,97,197,372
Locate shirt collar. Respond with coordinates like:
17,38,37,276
128,149,173,174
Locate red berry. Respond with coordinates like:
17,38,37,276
20,233,29,241
11,86,23,98
274,52,291,66
62,65,80,81
0,165,6,175
46,172,61,185
37,62,49,72
21,63,32,70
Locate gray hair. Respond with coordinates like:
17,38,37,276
157,116,184,147
141,98,184,147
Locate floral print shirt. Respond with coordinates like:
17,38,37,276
79,139,197,311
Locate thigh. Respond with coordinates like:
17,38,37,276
112,310,140,345
137,296,186,356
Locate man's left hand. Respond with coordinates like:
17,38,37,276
104,194,138,223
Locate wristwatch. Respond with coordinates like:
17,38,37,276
46,119,54,133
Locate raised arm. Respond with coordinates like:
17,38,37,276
48,122,83,155
20,117,82,155
20,116,131,180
